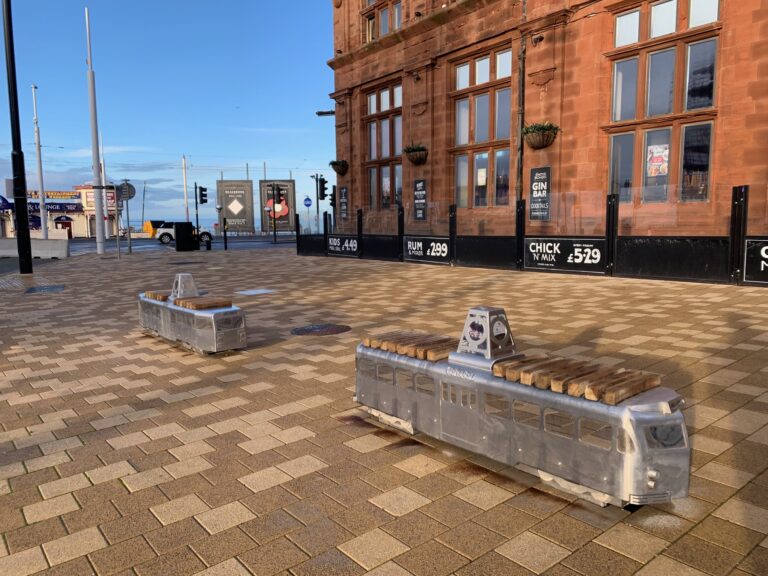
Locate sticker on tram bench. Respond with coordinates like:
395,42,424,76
744,239,768,284
327,235,359,257
524,238,606,274
404,236,450,264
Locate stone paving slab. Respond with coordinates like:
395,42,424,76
0,248,767,575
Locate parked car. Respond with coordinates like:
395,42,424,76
154,222,212,245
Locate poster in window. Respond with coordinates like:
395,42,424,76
477,168,487,187
529,167,551,221
339,187,349,220
646,144,669,177
414,180,427,221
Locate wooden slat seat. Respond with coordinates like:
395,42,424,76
144,290,171,302
360,332,661,404
174,296,233,310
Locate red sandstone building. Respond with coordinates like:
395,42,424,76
320,0,767,284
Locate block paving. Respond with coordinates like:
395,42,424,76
0,247,767,575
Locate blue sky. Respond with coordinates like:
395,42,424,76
0,0,336,227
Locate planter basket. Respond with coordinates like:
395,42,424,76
330,161,348,176
406,149,429,165
524,130,558,150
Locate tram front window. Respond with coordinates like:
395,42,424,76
644,424,686,449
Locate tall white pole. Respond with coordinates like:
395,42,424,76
182,154,189,222
100,132,110,239
85,7,104,254
31,84,47,239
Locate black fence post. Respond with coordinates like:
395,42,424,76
604,192,619,276
357,208,363,258
729,185,749,284
295,214,301,255
397,204,405,262
322,210,329,256
515,199,526,270
448,204,457,266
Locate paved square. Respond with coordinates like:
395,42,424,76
0,247,767,575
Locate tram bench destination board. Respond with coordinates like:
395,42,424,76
355,307,690,507
138,273,246,354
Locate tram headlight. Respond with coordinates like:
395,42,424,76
647,469,660,489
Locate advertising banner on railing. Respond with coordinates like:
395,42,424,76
524,237,606,274
328,234,359,257
404,236,450,264
745,239,768,284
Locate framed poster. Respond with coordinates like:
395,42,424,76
414,180,427,221
529,167,551,221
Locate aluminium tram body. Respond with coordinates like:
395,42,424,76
355,310,690,507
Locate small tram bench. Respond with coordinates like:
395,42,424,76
138,274,246,354
356,307,690,507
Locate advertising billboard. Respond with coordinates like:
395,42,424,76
259,180,295,233
217,180,255,234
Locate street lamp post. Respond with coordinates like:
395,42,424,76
216,203,227,251
31,84,46,239
85,7,105,254
2,0,32,274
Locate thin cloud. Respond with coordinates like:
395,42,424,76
55,146,160,158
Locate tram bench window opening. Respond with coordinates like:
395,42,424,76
415,374,435,396
618,428,636,454
484,393,511,419
579,418,613,450
514,400,541,429
544,409,575,438
359,359,376,378
376,364,394,385
396,368,414,390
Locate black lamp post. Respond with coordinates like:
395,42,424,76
215,203,227,251
3,0,32,274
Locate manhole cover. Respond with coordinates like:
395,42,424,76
291,324,351,336
237,289,275,296
26,284,65,294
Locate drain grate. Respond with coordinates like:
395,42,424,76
170,261,203,266
291,324,351,336
26,284,65,294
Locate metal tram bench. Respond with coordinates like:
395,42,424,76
138,273,246,354
355,307,690,507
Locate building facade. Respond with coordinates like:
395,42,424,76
0,184,122,239
327,0,767,283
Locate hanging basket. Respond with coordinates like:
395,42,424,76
406,149,429,165
524,130,558,150
329,160,348,176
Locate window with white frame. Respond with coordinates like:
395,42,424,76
609,2,718,203
452,47,513,208
364,83,403,208
362,1,403,43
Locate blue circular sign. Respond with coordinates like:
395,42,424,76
303,197,312,208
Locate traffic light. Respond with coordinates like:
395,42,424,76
329,185,337,208
318,176,328,200
198,186,208,204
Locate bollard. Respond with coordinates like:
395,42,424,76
205,239,211,251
